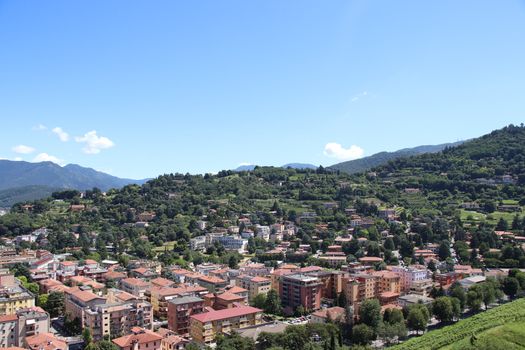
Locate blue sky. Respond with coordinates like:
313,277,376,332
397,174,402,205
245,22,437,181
0,0,524,179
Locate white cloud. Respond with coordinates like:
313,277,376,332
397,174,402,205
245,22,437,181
33,124,47,131
323,142,364,160
14,157,23,161
52,127,70,142
351,91,368,102
33,153,64,165
75,130,115,154
12,145,36,154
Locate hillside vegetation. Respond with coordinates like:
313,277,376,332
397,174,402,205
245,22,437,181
391,298,525,350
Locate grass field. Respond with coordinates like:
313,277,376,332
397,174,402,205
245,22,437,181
390,298,525,350
460,209,523,225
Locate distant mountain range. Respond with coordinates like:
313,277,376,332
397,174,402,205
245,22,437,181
234,163,318,171
0,160,147,207
328,141,465,174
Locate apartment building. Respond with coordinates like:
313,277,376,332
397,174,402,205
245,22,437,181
83,300,153,341
0,272,35,316
167,296,204,335
279,274,321,313
120,278,151,298
189,306,263,346
0,307,50,348
236,275,271,301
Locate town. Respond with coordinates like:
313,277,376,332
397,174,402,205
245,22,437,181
1,131,525,350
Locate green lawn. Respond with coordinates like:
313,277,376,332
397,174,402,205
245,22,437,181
460,209,523,225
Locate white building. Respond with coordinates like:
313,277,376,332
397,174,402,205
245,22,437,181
391,265,429,292
255,225,270,241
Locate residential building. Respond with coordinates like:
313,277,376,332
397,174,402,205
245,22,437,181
0,278,35,316
0,314,18,347
391,265,428,292
236,275,271,301
112,327,162,350
83,300,153,341
189,306,263,346
120,278,151,298
26,333,67,350
196,276,228,293
310,306,346,324
280,274,321,313
167,296,204,335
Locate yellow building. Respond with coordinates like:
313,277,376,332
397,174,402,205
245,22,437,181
0,271,35,316
189,306,262,346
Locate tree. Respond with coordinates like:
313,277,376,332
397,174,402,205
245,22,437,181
251,293,267,309
449,284,466,310
358,299,381,330
228,255,239,269
467,290,482,312
352,324,374,345
37,293,49,308
406,305,429,335
438,241,451,260
216,331,255,350
97,341,119,350
377,321,407,345
502,277,519,299
480,282,496,309
383,308,404,325
264,289,282,315
432,297,454,323
384,237,395,251
83,328,93,345
496,217,508,231
45,291,65,318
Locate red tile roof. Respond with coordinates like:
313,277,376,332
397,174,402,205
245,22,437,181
121,277,150,287
0,314,18,322
190,305,261,323
112,327,162,348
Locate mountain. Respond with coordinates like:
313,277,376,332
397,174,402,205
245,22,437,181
281,163,317,170
329,141,465,174
0,160,147,206
234,164,257,171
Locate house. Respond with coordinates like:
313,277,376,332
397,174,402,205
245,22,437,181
459,276,486,289
310,306,346,324
397,294,434,307
112,327,162,350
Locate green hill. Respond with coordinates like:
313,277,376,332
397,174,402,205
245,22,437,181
329,141,464,174
391,298,525,350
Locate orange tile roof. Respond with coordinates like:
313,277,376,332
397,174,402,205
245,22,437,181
71,290,105,303
112,327,162,348
217,292,244,301
27,333,67,350
151,277,175,287
226,286,248,294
